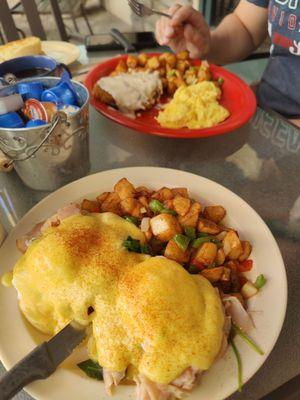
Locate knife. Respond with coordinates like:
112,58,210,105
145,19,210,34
0,322,86,400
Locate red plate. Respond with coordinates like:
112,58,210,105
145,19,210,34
85,53,257,139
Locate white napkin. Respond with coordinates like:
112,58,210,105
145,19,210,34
0,149,13,172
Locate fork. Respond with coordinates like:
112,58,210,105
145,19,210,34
128,0,171,19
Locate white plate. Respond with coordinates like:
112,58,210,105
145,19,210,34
41,41,80,66
0,167,287,400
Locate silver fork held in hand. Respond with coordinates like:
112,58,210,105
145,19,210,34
128,0,171,18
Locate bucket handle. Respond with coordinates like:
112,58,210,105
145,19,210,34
0,112,68,167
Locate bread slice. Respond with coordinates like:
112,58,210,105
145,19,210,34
0,36,42,63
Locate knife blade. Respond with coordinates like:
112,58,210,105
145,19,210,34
0,322,86,400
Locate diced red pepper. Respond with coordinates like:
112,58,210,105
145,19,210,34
190,259,205,271
238,276,248,287
238,259,253,272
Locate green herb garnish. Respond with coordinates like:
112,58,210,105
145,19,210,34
123,236,151,255
124,216,139,226
254,274,267,289
77,359,103,380
149,199,177,216
173,234,191,252
232,324,264,355
231,340,242,392
184,226,196,240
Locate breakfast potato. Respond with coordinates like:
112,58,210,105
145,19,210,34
201,267,224,283
161,77,168,90
126,55,138,69
238,240,252,261
193,242,218,266
81,199,100,213
164,239,190,263
152,187,174,202
198,60,211,82
177,50,189,60
120,198,142,218
158,67,166,77
173,196,191,216
150,214,182,242
174,77,186,88
167,80,177,96
198,218,222,235
216,248,225,266
146,56,160,70
100,192,120,213
136,186,153,197
179,202,201,228
171,187,189,198
223,230,243,260
114,178,136,200
203,205,226,224
137,53,148,67
115,59,127,73
184,67,198,85
96,192,109,206
176,60,190,74
165,53,177,68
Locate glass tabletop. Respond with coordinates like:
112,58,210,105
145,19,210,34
0,50,299,400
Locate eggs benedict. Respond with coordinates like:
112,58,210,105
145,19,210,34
8,210,226,399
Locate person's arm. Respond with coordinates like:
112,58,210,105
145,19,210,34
208,1,268,64
156,1,268,64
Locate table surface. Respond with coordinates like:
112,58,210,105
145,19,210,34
0,49,300,400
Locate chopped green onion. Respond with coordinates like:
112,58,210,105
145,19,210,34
140,244,152,255
149,200,177,216
231,340,243,392
232,324,264,355
197,232,210,237
124,216,139,226
149,199,164,214
188,265,200,274
123,236,141,253
184,226,196,239
77,359,103,380
192,236,211,248
173,234,191,252
161,208,177,216
218,77,224,85
254,274,267,289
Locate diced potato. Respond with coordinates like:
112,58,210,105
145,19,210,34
203,205,226,223
136,186,153,197
171,187,188,198
146,56,160,70
173,196,191,216
179,202,201,228
138,196,149,208
238,241,252,261
101,192,120,214
120,198,142,218
164,239,190,264
176,50,189,60
126,55,138,69
161,77,168,90
216,248,225,266
241,281,258,299
96,192,110,206
176,60,190,74
163,199,174,210
167,80,177,96
150,214,182,242
225,260,239,271
152,187,174,202
193,242,217,266
223,230,243,260
198,218,222,234
81,199,100,213
114,178,136,200
174,77,186,88
201,267,224,283
158,67,166,77
164,53,177,68
137,53,148,67
144,229,152,242
115,59,127,73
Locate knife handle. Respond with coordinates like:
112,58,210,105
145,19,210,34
0,343,55,400
110,28,136,53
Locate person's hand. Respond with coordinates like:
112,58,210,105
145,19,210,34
155,4,211,59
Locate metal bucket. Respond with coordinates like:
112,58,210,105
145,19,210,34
0,77,90,191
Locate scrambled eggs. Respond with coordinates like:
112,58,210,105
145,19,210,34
156,81,230,129
9,212,224,385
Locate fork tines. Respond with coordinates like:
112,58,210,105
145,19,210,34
128,0,142,16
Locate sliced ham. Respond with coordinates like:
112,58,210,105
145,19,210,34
103,369,125,395
16,203,81,253
222,295,254,332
